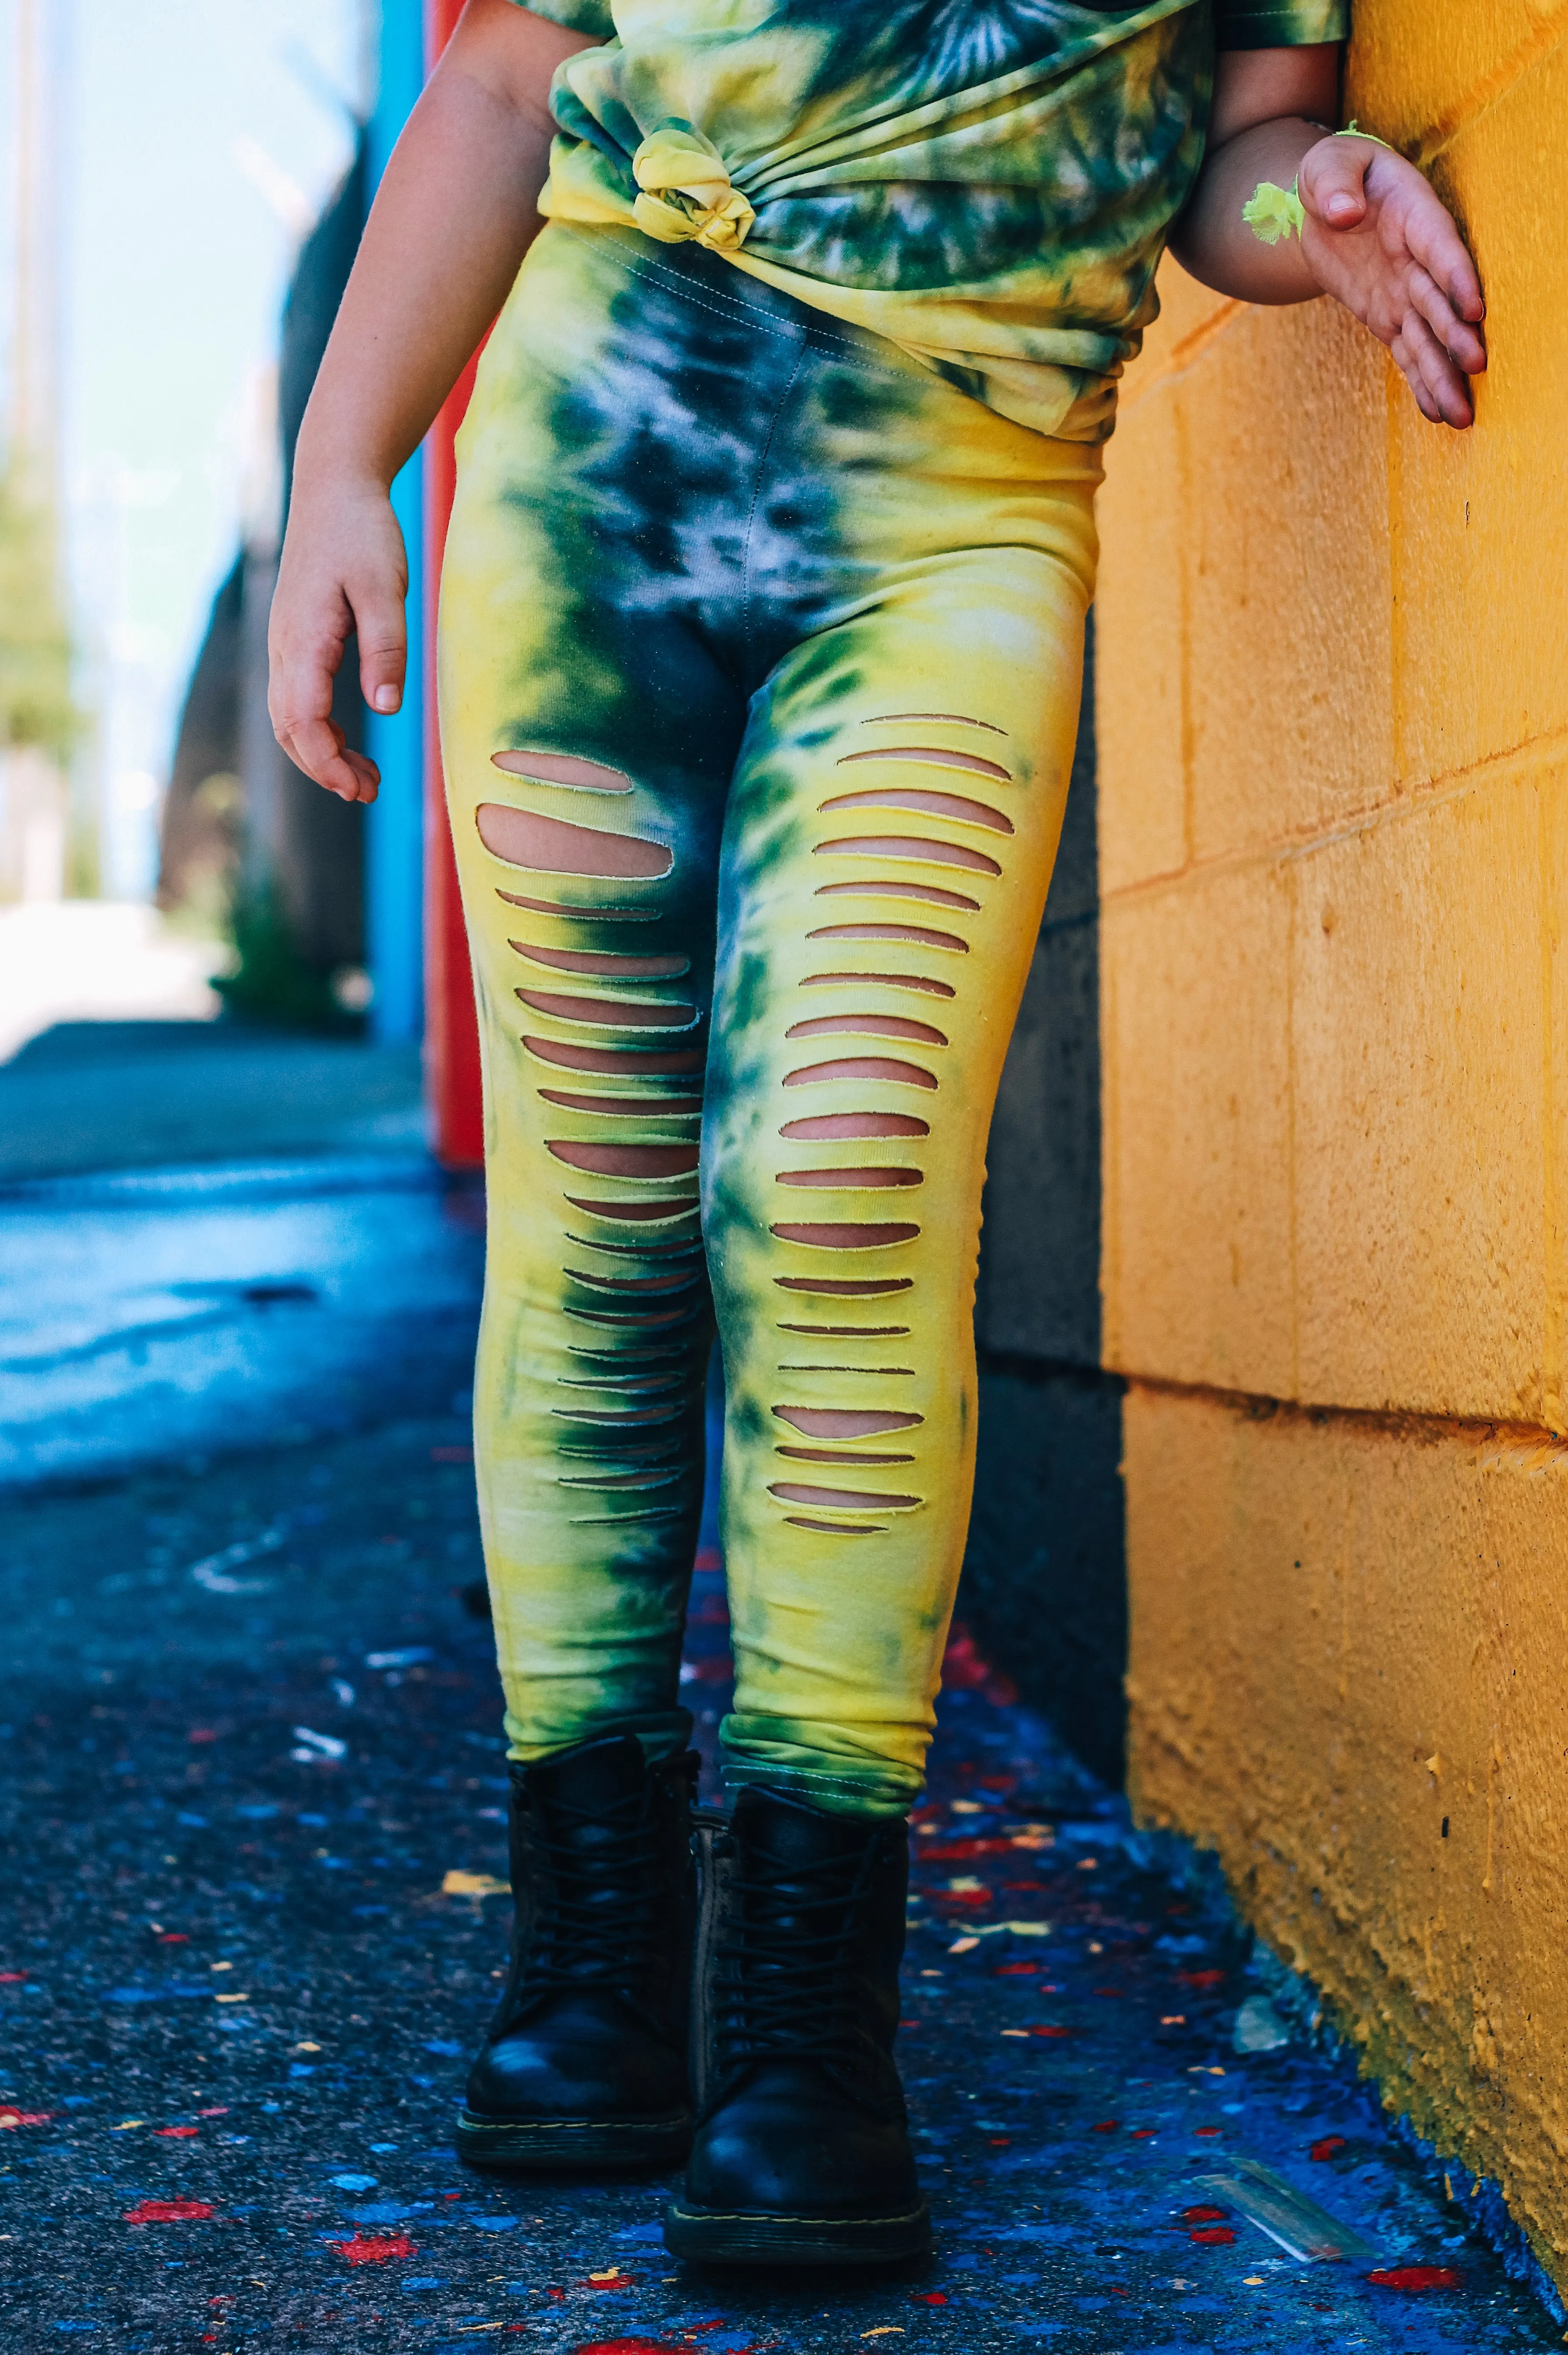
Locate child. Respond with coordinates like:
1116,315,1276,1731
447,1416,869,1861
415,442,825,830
268,0,1483,2268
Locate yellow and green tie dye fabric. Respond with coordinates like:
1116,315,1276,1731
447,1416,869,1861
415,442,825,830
440,225,1101,1815
520,0,1348,440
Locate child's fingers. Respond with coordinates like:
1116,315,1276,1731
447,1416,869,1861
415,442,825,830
351,579,409,718
1405,263,1487,375
1392,340,1442,425
276,713,381,803
1402,182,1486,324
1394,313,1475,430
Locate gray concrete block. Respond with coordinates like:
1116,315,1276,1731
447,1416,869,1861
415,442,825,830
962,1361,1127,1788
978,916,1102,1365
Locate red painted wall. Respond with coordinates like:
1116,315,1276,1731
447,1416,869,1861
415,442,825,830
423,0,485,1168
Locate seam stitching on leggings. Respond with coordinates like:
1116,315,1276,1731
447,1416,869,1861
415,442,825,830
800,321,927,382
740,341,807,665
725,1767,913,1799
552,225,918,382
554,225,801,343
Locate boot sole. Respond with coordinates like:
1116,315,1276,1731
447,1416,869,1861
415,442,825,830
663,2194,932,2266
456,2109,692,2173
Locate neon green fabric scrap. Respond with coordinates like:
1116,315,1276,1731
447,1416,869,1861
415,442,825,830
1242,177,1305,244
1341,119,1396,151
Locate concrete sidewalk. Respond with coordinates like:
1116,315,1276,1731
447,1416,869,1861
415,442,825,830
0,1073,1559,2349
1,1399,1558,2352
0,1020,476,1494
0,1019,425,1186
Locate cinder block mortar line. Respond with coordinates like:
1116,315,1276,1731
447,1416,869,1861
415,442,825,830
1540,786,1565,1430
1175,397,1196,868
1285,858,1301,1401
1386,361,1408,787
1097,723,1568,911
1410,3,1568,167
1097,880,1124,1369
1114,1370,1568,1458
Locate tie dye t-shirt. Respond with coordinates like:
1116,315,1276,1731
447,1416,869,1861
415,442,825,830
516,0,1347,440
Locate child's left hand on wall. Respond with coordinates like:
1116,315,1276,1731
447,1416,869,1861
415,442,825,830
1171,44,1486,432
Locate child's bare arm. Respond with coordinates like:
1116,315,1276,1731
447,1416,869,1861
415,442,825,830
1170,45,1486,432
268,0,593,804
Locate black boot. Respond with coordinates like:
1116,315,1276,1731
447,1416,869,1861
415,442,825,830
456,1732,697,2171
664,1786,931,2265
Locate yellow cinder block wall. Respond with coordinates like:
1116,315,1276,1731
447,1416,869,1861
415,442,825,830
1095,3,1568,2286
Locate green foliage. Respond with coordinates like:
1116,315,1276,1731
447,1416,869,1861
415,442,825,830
0,460,81,759
214,874,363,1033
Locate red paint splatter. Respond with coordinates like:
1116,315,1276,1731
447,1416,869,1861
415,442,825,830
565,2344,707,2355
683,1657,734,1687
157,1933,189,1944
188,1728,218,1744
1092,2120,1120,2133
0,2108,50,2129
1180,2206,1230,2224
0,1972,28,1983
1029,2024,1072,2038
156,2126,199,2138
1310,2135,1348,2161
197,2107,229,2118
1367,2266,1463,2293
581,2269,636,2290
124,2199,216,2223
995,1963,1038,1976
1130,2128,1157,2140
913,2292,948,2305
336,2233,416,2266
1175,1969,1226,1990
941,1626,1019,1705
987,2137,1011,2147
1193,2126,1222,2138
1190,2227,1236,2246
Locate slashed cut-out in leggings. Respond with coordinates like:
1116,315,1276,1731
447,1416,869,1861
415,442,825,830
476,769,710,1525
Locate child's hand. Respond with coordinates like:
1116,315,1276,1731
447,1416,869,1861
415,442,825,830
268,479,409,805
1299,135,1486,429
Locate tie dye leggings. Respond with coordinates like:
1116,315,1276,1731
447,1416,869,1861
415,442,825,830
438,222,1100,1818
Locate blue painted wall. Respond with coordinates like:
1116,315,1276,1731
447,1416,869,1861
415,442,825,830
364,0,426,1046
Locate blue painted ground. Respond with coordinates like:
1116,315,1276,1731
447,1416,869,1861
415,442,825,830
0,1104,1561,2350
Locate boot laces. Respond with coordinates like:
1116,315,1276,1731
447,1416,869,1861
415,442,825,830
714,1839,865,2073
523,1786,660,1990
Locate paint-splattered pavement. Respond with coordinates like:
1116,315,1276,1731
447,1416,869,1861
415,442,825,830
1,1140,1562,2350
